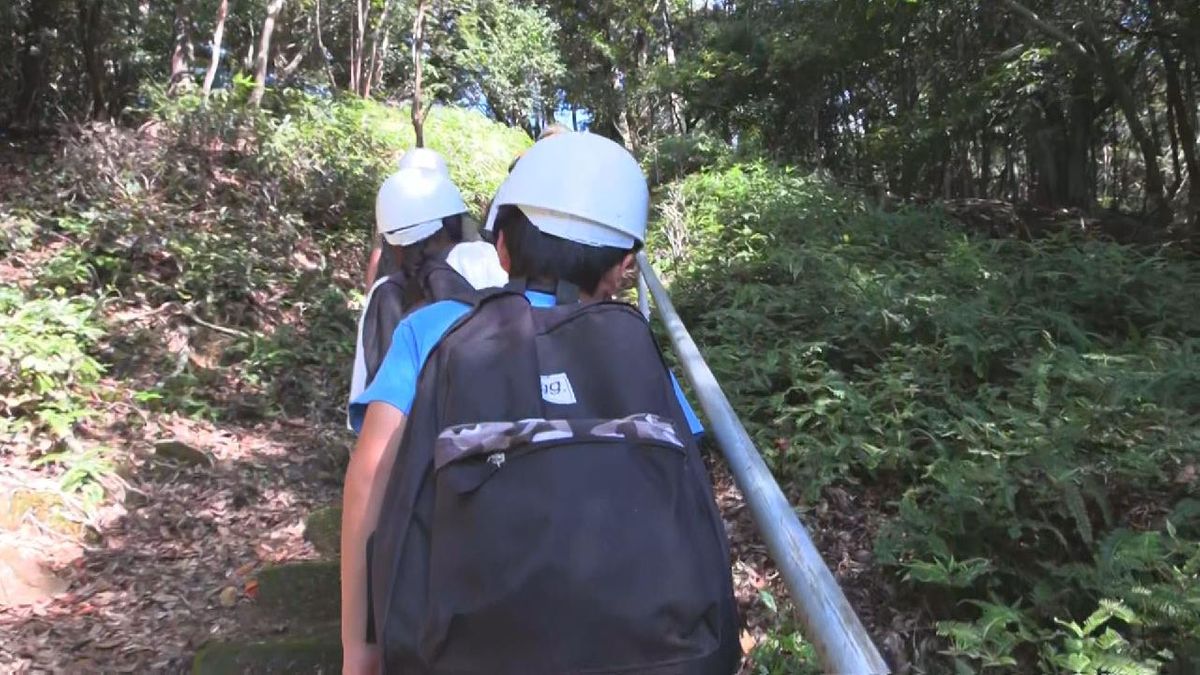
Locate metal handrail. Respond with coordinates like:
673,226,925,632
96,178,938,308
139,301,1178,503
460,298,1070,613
636,253,889,674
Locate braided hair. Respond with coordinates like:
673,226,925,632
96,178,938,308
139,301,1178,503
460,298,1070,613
398,213,465,308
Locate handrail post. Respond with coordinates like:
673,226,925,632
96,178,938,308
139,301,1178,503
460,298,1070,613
636,253,888,674
637,271,650,319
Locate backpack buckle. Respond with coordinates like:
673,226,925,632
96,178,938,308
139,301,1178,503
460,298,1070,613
487,452,506,468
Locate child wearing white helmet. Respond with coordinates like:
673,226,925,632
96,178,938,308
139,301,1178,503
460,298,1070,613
365,147,455,288
347,159,507,427
340,133,739,675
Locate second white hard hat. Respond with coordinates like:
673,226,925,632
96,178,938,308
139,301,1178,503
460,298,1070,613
484,132,649,248
376,168,468,247
397,147,450,176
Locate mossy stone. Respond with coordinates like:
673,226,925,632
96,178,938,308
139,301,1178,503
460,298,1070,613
192,638,340,674
255,561,339,621
303,506,341,558
0,489,80,537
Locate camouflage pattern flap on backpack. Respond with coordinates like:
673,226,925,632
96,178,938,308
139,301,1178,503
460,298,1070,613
434,413,684,470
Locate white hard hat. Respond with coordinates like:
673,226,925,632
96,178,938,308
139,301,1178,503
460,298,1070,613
397,147,450,176
484,132,648,248
376,168,468,247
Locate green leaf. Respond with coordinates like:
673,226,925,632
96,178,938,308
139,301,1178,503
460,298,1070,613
759,590,778,614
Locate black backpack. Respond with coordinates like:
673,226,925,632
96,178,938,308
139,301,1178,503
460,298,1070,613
359,257,484,389
366,283,741,674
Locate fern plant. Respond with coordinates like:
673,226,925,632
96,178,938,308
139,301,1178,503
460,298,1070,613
1040,601,1165,675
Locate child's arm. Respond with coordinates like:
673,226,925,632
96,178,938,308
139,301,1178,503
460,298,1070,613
365,243,383,290
341,402,407,674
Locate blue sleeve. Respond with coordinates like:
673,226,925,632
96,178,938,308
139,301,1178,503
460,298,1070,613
669,371,705,438
348,321,422,433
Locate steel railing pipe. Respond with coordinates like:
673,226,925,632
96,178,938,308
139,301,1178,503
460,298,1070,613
636,253,888,674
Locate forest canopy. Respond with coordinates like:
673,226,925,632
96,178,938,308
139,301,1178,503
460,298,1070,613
2,0,1197,230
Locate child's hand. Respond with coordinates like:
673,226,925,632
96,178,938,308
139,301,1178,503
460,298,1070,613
342,643,380,675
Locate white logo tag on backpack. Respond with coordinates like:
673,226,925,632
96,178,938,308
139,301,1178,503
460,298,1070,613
540,373,577,405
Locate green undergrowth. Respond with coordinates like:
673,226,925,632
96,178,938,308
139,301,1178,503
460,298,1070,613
151,81,529,220
2,86,526,512
0,286,104,442
652,164,1200,672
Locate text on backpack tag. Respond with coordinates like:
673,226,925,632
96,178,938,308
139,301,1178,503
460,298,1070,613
540,372,577,405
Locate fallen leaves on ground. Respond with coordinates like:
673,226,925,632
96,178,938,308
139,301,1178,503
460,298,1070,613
0,416,348,673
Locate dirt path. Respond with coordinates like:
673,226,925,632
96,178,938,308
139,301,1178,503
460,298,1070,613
0,413,812,673
0,415,348,673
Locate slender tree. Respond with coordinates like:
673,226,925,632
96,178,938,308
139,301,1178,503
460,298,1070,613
76,0,109,119
249,0,286,107
361,0,396,97
201,0,229,98
411,0,429,146
350,0,367,95
314,0,335,86
169,0,195,94
999,0,1171,223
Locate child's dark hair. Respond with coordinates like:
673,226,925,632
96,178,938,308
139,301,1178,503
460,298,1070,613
493,205,640,295
400,213,465,306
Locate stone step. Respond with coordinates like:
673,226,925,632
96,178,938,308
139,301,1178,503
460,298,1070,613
303,506,341,558
192,637,340,674
256,561,339,621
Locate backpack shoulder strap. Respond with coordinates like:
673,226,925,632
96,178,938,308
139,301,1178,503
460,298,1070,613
506,277,579,305
360,273,409,388
415,256,490,308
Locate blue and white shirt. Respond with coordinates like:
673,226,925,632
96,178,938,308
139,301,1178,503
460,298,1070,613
348,290,704,437
347,242,508,429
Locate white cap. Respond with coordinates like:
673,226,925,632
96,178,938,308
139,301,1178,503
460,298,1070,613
376,168,468,246
484,132,648,247
397,147,450,176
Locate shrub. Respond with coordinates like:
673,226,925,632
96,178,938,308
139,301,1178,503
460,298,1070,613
0,286,104,441
653,163,1200,671
641,131,732,186
146,85,530,229
16,90,528,431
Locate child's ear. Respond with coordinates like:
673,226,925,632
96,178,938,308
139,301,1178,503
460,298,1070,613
594,253,636,300
496,230,512,273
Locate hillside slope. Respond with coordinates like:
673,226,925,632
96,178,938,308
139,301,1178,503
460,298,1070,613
0,92,529,671
651,163,1200,673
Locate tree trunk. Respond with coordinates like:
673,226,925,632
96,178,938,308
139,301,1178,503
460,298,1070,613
12,0,60,127
276,10,315,84
277,39,309,82
1184,52,1199,151
999,0,1171,223
978,132,992,197
250,0,286,107
107,0,149,118
169,0,194,94
1065,74,1095,209
1163,59,1183,197
350,0,368,95
657,0,686,134
410,0,429,147
314,0,336,86
1151,0,1200,230
610,67,635,150
77,0,109,120
482,90,510,125
202,0,229,98
1078,11,1170,224
362,0,396,98
244,21,256,71
369,33,390,95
